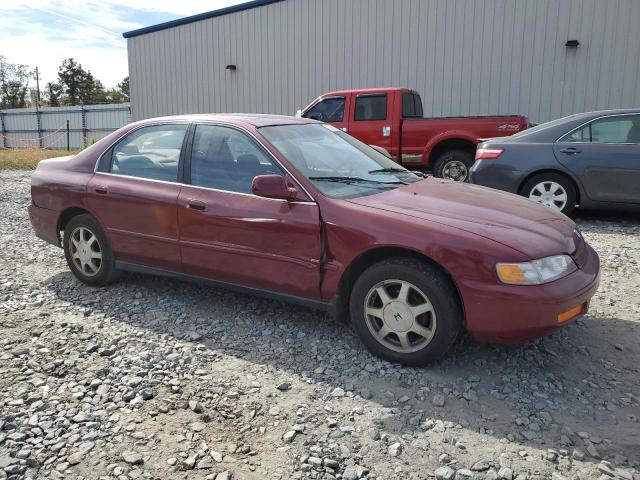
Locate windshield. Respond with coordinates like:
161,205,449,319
259,124,421,198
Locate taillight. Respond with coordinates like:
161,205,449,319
475,147,504,160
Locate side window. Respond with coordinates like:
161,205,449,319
354,94,387,121
303,97,345,122
402,93,423,118
562,115,640,144
563,125,590,143
591,116,639,144
111,124,188,181
190,125,283,194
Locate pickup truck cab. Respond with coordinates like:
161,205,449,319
300,87,528,181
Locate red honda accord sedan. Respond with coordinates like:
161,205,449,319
30,114,600,366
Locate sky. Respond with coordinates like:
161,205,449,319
1,0,248,89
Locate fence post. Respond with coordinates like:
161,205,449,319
66,119,70,151
36,109,43,148
0,111,5,148
81,106,87,148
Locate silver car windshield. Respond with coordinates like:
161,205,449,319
259,124,421,199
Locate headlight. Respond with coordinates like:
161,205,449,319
496,255,577,285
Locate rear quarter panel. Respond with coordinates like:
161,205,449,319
472,141,586,196
402,116,526,165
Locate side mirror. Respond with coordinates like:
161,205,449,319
252,175,299,201
295,109,303,118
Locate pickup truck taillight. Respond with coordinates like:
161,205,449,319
475,147,504,160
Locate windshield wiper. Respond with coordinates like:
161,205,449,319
309,176,407,185
367,167,407,174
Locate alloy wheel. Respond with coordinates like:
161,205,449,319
528,181,567,211
70,226,103,277
363,279,437,353
442,160,469,182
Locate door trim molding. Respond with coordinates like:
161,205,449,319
115,260,334,313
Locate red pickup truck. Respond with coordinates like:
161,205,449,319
300,87,528,181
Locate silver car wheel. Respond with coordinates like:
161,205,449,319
442,160,469,182
364,279,437,353
70,226,102,277
528,181,568,211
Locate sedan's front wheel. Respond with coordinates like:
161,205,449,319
350,258,462,366
63,214,118,286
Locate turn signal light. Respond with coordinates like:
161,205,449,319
475,147,504,160
495,264,527,284
557,304,585,324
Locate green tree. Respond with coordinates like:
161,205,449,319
0,55,33,108
89,79,108,104
117,76,129,100
105,87,127,103
44,82,62,106
57,58,106,105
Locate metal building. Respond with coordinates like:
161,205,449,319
124,0,640,123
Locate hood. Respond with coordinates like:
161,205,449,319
347,178,577,259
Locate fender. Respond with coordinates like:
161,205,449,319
421,131,479,165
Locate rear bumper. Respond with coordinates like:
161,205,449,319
29,203,60,246
469,161,527,194
464,242,600,345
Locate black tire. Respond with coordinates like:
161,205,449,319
349,258,463,366
63,214,119,286
432,150,474,182
521,173,577,216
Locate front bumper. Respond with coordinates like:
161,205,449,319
464,242,600,345
29,203,60,246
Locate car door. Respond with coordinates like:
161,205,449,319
346,93,393,153
554,114,640,204
87,123,190,271
177,123,323,299
302,95,349,132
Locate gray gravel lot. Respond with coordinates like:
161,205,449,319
1,170,639,480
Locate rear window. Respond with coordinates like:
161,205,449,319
355,94,387,121
402,93,423,118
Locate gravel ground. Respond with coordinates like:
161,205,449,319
1,170,639,480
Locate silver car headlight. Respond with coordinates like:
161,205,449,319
496,254,577,285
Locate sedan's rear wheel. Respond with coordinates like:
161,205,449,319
522,173,576,216
350,258,462,366
63,214,118,286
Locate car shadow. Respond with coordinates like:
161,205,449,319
42,268,640,469
574,209,640,227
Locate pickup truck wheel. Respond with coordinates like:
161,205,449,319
433,150,474,182
350,258,462,366
63,214,119,286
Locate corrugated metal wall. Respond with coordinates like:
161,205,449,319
0,104,131,149
127,0,640,123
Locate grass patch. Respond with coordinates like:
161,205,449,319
0,148,77,170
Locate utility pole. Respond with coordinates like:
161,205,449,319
35,66,41,109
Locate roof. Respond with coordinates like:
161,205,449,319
321,87,414,97
131,113,319,128
123,0,285,38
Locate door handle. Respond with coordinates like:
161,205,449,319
187,200,207,211
559,147,581,154
94,186,108,194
